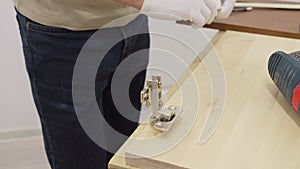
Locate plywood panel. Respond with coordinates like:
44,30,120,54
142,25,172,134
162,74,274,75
109,31,300,169
205,0,300,39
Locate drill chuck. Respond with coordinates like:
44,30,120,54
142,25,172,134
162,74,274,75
268,51,300,113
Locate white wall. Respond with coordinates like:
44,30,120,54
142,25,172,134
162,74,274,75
0,0,40,132
0,0,217,132
147,18,217,89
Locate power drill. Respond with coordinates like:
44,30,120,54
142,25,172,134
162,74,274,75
268,51,300,114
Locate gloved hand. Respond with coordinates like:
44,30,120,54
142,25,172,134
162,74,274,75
217,0,236,18
140,0,222,27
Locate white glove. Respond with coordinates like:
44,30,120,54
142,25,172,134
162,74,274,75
217,0,236,18
140,0,222,27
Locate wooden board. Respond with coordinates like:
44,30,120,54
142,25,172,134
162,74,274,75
109,31,300,169
205,0,300,39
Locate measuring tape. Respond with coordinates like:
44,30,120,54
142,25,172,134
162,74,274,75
235,2,300,10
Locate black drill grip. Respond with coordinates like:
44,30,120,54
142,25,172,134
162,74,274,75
268,51,300,113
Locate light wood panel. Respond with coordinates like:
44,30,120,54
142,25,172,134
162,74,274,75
109,31,300,169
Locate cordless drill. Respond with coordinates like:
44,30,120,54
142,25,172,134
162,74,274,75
268,51,300,114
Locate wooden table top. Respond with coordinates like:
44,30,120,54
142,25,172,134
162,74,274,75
109,31,300,169
205,0,300,39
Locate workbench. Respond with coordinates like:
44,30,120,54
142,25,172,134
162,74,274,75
108,30,300,169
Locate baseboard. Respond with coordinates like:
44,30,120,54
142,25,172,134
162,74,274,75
0,129,42,141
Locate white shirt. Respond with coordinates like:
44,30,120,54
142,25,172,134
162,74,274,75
13,0,138,30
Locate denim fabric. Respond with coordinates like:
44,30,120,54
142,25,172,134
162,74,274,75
16,10,149,169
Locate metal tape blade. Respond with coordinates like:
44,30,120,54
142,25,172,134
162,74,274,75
235,2,300,10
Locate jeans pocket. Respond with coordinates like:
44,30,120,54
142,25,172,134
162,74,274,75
26,19,71,34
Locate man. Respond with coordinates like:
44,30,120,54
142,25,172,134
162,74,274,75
13,0,235,168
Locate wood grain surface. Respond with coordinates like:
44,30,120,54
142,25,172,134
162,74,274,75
205,0,300,39
109,31,300,169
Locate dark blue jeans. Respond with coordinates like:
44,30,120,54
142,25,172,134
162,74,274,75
16,10,149,169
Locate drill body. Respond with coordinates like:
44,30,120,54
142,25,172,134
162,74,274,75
268,51,300,113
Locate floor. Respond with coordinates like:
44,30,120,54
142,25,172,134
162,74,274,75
0,137,50,169
0,105,151,169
